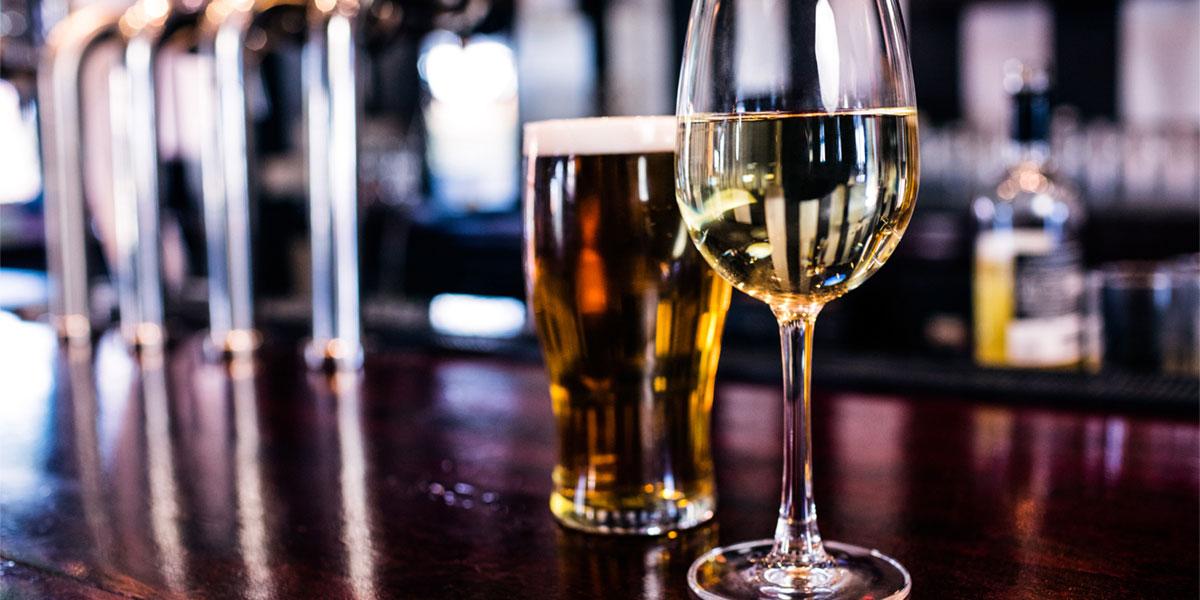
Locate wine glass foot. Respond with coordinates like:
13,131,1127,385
687,539,910,600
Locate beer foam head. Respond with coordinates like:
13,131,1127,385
523,116,676,157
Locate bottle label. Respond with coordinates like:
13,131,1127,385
1014,249,1084,319
976,230,1084,367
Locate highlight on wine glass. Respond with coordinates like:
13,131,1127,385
675,0,919,597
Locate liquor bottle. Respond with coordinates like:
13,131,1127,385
972,65,1085,368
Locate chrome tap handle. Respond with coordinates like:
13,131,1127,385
213,4,257,356
200,0,362,367
303,0,363,371
197,52,234,353
115,2,213,352
111,0,176,351
106,62,144,347
199,0,304,358
38,5,124,346
202,1,255,358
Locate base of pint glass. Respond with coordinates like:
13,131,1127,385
550,490,715,536
304,338,364,372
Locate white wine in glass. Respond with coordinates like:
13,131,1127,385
675,0,919,597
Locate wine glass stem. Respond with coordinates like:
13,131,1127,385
771,308,829,566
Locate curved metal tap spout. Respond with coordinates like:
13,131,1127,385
38,4,125,347
198,0,306,360
114,0,214,354
200,0,366,370
303,0,365,372
108,0,183,353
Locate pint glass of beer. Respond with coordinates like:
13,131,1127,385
523,117,732,534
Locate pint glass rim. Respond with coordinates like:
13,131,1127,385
522,115,676,157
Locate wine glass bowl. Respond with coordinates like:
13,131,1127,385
675,0,919,597
677,108,919,314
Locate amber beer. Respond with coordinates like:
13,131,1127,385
523,117,731,534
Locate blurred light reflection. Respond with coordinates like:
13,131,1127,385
1103,418,1127,484
0,81,42,204
555,524,717,598
829,395,908,539
0,312,55,405
94,330,135,461
420,32,518,212
0,314,56,506
190,359,235,546
65,346,114,567
429,294,525,339
971,407,1014,484
336,373,376,600
140,355,188,592
311,372,377,599
231,359,274,600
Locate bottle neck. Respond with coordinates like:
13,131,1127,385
1008,138,1051,168
1009,86,1052,168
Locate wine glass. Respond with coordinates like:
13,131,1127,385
675,0,919,597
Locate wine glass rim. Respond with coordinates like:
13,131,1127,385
681,107,918,119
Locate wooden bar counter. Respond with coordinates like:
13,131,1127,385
0,322,1196,599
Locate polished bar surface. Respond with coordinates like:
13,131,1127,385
0,322,1195,599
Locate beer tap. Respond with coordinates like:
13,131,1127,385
302,0,481,369
199,0,480,369
113,0,216,354
303,0,364,371
38,3,126,347
40,0,178,353
198,0,307,359
200,0,367,369
300,0,487,369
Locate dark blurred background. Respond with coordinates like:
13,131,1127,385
1,0,1197,407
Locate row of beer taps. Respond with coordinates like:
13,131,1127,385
38,0,474,370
